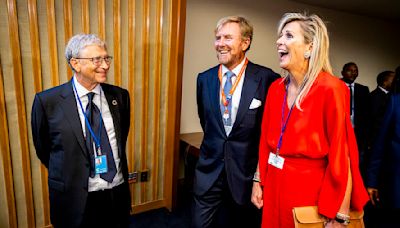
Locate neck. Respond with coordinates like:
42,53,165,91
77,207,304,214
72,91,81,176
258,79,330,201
288,63,308,88
225,55,245,71
75,74,98,91
289,72,305,88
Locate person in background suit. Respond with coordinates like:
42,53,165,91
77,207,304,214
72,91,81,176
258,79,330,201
369,70,395,147
367,66,400,227
363,70,394,227
341,62,370,178
193,16,279,228
31,34,131,228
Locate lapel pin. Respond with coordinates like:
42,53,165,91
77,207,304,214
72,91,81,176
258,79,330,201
112,100,118,106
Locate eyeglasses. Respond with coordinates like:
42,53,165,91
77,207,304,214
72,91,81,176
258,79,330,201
74,56,113,66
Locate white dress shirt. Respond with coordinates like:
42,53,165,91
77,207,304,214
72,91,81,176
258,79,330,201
73,76,124,191
220,57,247,136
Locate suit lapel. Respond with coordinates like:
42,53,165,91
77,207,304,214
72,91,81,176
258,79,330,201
232,62,261,131
207,66,226,134
60,81,88,156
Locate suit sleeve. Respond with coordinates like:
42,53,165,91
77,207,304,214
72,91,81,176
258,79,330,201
367,95,395,188
197,74,205,131
31,94,51,168
258,82,274,186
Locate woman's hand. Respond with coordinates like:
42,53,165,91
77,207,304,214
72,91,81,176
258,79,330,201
324,220,347,228
367,187,380,206
251,181,263,209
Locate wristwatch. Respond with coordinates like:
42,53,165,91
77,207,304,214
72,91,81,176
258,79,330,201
335,212,350,225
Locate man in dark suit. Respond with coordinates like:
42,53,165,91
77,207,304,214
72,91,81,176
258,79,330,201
192,16,279,228
341,62,370,178
31,34,131,228
364,70,394,227
369,70,395,144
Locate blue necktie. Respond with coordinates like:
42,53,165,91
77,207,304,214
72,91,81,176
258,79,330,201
221,71,234,126
86,92,117,183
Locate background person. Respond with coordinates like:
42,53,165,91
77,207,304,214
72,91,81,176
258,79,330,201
340,62,371,178
366,66,400,227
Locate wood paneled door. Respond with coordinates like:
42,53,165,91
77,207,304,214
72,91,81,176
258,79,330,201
0,0,186,227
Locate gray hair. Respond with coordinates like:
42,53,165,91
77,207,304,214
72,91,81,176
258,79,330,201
215,16,254,52
65,34,107,71
278,13,332,110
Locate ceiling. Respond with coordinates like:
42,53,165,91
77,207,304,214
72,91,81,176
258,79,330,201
291,0,400,22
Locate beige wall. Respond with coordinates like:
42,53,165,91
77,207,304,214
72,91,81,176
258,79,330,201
180,0,400,133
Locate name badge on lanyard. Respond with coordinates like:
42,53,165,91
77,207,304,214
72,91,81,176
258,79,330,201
268,152,285,169
95,148,108,174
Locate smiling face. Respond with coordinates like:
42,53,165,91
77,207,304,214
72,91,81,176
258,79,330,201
214,22,250,70
70,45,110,90
276,21,312,75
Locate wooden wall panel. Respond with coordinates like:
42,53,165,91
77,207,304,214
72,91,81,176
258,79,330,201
0,59,17,228
0,0,186,226
7,0,35,227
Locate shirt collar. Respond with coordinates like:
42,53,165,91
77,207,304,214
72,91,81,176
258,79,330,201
73,76,101,98
221,57,247,77
378,86,389,94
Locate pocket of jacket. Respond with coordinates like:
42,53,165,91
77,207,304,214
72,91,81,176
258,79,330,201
48,178,65,192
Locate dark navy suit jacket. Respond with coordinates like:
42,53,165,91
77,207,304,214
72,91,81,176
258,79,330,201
367,93,400,208
31,81,131,227
194,61,279,205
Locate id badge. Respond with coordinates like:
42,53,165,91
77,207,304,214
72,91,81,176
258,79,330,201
95,155,108,174
268,152,284,169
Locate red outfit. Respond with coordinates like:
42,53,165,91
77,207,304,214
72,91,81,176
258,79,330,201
258,72,369,227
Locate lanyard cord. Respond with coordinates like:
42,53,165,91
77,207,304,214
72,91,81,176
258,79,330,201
218,58,248,107
72,80,103,156
276,77,308,156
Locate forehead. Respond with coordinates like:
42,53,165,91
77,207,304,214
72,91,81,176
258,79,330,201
79,45,108,56
345,65,358,71
216,22,241,36
282,21,303,34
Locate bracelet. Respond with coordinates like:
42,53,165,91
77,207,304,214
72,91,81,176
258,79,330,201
253,172,260,182
335,212,350,225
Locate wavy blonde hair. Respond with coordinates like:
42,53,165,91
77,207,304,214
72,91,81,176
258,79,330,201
278,13,332,109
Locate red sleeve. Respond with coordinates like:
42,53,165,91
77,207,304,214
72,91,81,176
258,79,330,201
258,81,278,186
317,78,368,218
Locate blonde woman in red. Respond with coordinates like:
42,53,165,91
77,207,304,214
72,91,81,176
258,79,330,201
251,13,369,227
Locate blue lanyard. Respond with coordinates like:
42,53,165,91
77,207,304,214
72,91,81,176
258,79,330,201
276,78,307,155
72,80,103,153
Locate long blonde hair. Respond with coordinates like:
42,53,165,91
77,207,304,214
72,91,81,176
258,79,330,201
278,13,332,109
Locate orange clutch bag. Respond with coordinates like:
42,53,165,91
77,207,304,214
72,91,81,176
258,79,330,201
292,206,364,228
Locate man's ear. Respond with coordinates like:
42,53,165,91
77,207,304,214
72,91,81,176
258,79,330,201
241,38,250,51
70,59,80,73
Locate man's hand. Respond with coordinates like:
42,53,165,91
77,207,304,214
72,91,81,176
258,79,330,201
367,187,379,206
251,181,263,209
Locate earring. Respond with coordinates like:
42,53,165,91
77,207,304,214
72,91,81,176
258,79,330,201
304,51,311,59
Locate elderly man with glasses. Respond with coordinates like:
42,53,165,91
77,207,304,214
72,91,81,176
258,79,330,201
31,34,131,228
